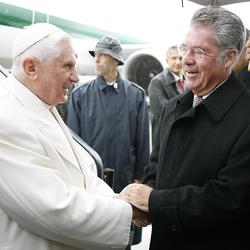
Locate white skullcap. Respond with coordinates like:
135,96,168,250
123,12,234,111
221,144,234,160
12,23,62,58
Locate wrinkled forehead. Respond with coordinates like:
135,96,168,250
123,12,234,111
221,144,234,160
183,25,216,48
167,48,181,58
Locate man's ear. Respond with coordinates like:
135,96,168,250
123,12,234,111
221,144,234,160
22,57,39,80
225,48,238,69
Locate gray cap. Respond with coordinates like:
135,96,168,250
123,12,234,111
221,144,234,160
89,35,124,65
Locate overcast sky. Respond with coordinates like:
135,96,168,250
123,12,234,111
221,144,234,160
3,0,250,48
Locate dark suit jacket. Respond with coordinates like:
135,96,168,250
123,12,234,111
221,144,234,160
148,69,184,142
144,73,250,250
238,66,250,88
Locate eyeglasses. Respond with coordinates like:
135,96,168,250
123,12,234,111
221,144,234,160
179,44,213,60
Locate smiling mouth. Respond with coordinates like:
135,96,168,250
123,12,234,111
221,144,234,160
185,69,199,75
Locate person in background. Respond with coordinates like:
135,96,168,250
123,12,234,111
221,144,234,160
246,35,250,71
118,6,250,250
246,32,250,55
148,45,186,145
67,35,150,249
233,28,250,87
0,23,133,250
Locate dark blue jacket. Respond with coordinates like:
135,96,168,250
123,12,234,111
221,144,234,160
68,74,150,193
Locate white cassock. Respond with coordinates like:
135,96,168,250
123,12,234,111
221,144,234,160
0,74,132,250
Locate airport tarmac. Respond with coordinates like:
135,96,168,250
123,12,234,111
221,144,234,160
132,225,151,250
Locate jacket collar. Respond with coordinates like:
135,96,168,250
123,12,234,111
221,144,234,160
97,73,122,93
162,69,177,86
173,73,245,122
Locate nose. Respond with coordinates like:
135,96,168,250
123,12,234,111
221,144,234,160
70,67,79,83
94,54,101,63
176,57,182,65
182,51,195,65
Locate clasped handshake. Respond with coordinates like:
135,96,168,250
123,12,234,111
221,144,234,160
116,183,154,227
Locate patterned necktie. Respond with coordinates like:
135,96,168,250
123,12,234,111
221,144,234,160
193,95,203,107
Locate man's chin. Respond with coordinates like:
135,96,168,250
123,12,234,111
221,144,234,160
95,70,102,75
56,95,68,105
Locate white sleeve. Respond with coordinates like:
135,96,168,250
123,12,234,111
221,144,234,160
0,118,132,250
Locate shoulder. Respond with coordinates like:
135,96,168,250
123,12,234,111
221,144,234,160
0,79,18,118
0,92,34,141
149,69,174,84
148,69,174,90
72,79,96,97
150,70,165,82
124,79,146,94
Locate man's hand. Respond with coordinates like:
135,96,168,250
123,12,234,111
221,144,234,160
132,206,150,227
117,183,153,212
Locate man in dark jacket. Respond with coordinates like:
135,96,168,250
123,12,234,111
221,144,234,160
148,45,186,144
118,6,250,250
233,29,250,87
67,35,150,249
247,33,250,66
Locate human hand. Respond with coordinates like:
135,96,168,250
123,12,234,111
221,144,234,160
133,178,142,184
117,183,153,212
132,205,150,227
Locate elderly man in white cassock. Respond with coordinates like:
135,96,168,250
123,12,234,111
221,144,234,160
0,23,134,250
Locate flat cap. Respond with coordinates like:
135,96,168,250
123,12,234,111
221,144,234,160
89,35,124,65
12,23,62,58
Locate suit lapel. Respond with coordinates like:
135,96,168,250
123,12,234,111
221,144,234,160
49,107,88,188
39,120,80,169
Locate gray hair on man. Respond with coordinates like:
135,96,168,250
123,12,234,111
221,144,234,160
166,45,179,59
191,6,246,62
